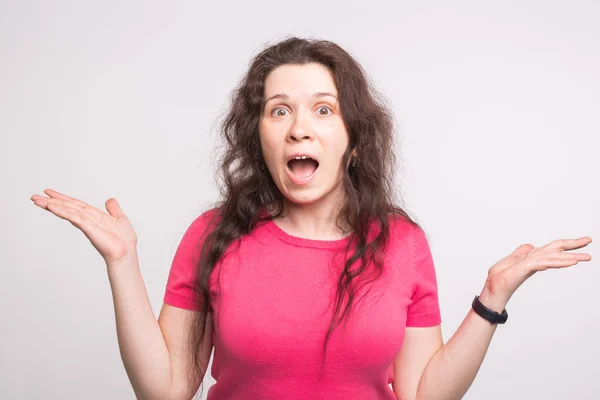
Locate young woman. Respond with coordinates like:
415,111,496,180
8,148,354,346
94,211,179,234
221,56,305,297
30,37,592,400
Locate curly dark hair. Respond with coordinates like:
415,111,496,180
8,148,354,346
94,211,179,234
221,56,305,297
186,36,420,396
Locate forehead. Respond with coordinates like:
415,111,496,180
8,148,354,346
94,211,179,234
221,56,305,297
263,63,338,98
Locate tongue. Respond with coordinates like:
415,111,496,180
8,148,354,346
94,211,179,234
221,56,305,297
288,159,318,177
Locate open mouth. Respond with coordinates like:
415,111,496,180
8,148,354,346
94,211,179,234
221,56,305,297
286,155,319,178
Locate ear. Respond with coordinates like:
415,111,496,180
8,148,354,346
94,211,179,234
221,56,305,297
351,147,358,158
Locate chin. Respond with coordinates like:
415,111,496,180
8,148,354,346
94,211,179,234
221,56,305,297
283,190,323,205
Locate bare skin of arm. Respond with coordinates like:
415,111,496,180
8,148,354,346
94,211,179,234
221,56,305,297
158,304,214,400
31,189,213,399
108,254,213,399
393,238,592,400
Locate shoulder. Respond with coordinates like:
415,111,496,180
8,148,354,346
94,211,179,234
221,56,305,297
386,213,422,243
174,207,223,254
185,207,221,234
383,213,432,267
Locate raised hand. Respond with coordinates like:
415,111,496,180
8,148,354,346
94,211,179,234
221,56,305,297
484,237,593,304
30,189,138,265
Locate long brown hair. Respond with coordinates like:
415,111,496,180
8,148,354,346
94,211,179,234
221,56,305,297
187,36,419,396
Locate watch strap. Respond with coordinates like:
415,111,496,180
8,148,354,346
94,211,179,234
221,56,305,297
472,295,508,324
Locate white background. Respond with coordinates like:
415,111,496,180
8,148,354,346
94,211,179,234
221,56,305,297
2,0,598,399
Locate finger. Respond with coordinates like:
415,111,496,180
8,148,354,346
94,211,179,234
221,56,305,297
38,198,105,226
42,189,122,221
513,243,536,257
31,196,55,209
551,253,592,262
539,249,592,259
43,189,90,209
45,201,89,227
548,237,592,251
31,194,85,213
570,252,592,261
529,257,580,271
34,197,86,213
105,198,126,219
529,253,591,272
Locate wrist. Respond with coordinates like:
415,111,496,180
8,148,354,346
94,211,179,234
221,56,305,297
478,285,509,314
106,250,140,272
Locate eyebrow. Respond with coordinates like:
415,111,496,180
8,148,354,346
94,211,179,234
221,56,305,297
264,92,338,104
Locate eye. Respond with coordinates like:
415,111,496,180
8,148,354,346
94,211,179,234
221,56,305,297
271,107,290,117
317,106,332,116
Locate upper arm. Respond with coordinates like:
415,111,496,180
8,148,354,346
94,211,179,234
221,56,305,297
158,303,214,400
392,325,443,400
159,210,218,397
393,223,443,399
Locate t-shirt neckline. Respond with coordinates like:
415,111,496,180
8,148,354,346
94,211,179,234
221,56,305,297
264,219,352,249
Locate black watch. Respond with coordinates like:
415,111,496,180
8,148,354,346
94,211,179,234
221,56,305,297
472,295,508,324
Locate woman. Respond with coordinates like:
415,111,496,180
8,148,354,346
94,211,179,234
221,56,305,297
30,37,592,400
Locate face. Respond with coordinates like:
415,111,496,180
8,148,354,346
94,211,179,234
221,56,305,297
258,63,355,207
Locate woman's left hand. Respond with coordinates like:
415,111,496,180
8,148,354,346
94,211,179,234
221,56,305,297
483,237,593,305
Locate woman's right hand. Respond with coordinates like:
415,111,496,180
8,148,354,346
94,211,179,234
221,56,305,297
30,189,138,265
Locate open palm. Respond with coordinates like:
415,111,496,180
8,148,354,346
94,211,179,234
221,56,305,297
485,238,592,303
30,189,137,264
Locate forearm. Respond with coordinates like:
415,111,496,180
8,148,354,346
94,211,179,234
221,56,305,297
416,287,507,400
107,252,173,400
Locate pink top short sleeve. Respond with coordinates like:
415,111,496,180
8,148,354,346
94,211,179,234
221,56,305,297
162,212,442,399
163,210,216,312
405,224,442,327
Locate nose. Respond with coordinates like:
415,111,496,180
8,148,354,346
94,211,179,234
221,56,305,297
287,113,314,142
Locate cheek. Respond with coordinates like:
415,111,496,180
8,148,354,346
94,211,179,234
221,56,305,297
259,133,282,167
322,130,350,160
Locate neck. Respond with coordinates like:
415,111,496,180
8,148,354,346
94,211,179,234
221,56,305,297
272,185,351,241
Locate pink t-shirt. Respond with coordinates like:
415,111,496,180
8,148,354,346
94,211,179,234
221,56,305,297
164,209,441,400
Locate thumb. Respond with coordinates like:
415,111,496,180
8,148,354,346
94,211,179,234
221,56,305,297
514,243,535,257
105,198,125,218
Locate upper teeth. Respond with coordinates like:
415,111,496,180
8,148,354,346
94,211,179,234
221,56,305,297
293,156,310,160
